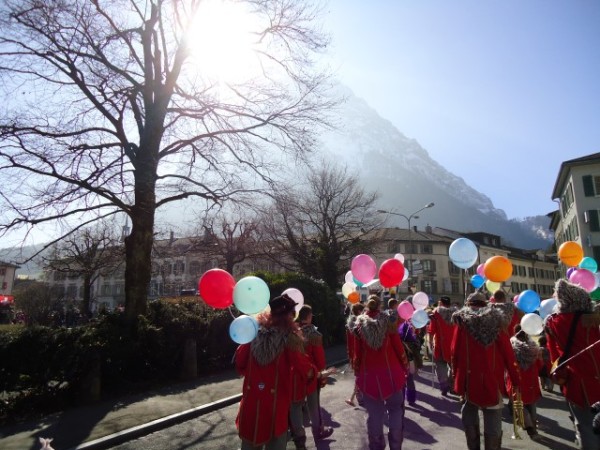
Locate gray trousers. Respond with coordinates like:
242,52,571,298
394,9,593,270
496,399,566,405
362,390,405,450
461,400,503,438
568,401,600,449
240,432,287,450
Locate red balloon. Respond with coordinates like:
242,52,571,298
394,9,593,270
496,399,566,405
379,258,405,288
198,269,235,309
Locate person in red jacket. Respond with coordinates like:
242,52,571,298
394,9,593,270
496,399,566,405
545,278,600,449
354,296,409,450
451,291,521,450
427,296,457,396
490,289,523,334
235,294,314,450
506,325,543,441
289,305,333,449
345,302,365,407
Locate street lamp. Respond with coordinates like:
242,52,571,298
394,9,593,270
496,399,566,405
377,202,435,292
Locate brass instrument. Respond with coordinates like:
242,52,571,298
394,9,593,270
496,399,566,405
511,389,525,440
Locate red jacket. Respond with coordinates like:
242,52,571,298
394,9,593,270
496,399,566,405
427,306,456,363
235,330,313,445
545,311,600,408
354,312,408,400
291,324,325,402
506,336,543,405
451,306,520,408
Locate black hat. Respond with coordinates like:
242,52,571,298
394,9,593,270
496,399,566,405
269,294,298,316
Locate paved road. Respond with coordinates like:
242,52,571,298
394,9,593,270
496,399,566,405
109,362,579,450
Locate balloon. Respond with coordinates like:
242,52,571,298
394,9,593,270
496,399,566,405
539,298,557,319
412,292,429,310
485,280,501,293
448,238,478,269
394,253,405,263
233,276,270,314
397,300,414,320
345,270,354,284
569,268,597,292
229,315,258,344
379,258,405,288
520,313,544,336
282,288,304,313
342,282,357,298
402,268,410,282
517,290,541,313
566,267,576,279
483,256,513,282
411,309,430,329
351,254,377,284
347,291,360,304
470,274,485,289
591,287,600,301
512,294,519,304
558,241,584,267
476,264,485,277
198,269,235,309
579,256,598,273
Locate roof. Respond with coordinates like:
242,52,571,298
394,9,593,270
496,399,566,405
551,152,600,199
0,260,20,268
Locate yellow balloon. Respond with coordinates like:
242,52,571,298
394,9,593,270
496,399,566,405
485,280,501,293
558,241,584,267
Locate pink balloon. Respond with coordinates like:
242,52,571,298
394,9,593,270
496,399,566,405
397,300,415,320
569,268,597,292
513,294,519,304
351,254,377,284
476,263,485,277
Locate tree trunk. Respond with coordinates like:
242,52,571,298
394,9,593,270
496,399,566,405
82,274,92,318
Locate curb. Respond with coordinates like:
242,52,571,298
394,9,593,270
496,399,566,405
68,358,349,450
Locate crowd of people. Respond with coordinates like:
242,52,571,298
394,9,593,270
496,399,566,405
233,279,600,450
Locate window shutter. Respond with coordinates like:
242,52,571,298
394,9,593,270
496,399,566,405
590,210,600,232
583,175,595,196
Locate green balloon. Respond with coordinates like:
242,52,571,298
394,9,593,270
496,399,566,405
590,287,600,301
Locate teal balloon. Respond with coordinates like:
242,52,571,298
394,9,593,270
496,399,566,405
411,309,430,329
353,277,364,287
470,274,485,289
517,290,541,314
579,256,598,273
229,315,258,344
233,276,270,314
449,238,478,269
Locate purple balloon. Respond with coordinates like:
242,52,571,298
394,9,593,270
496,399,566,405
566,267,576,278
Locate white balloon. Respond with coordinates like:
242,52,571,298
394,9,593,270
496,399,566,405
402,269,410,282
394,253,405,263
341,282,357,298
282,287,304,313
520,313,544,335
412,291,429,310
345,270,354,284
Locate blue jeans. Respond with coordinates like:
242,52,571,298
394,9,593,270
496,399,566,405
362,390,405,450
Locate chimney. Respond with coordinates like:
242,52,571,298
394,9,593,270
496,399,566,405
413,225,418,232
425,225,432,234
169,230,175,244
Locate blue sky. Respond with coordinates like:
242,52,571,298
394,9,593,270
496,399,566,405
323,0,600,219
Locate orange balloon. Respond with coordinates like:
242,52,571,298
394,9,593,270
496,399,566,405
483,256,513,282
347,291,360,304
558,241,584,267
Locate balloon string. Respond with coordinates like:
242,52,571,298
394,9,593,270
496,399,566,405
228,306,237,319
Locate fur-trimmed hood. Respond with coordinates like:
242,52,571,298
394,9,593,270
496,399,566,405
435,305,457,324
300,323,322,346
251,326,290,366
510,335,540,369
491,301,517,329
555,279,594,313
356,312,393,350
346,314,359,333
451,306,504,347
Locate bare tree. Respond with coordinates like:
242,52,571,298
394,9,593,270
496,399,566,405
41,223,124,317
0,0,335,319
261,162,382,290
197,212,260,274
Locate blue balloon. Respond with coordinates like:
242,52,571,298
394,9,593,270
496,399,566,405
449,238,478,269
539,298,557,319
411,309,430,329
470,274,485,289
233,276,270,314
229,315,258,344
579,256,598,273
517,290,541,314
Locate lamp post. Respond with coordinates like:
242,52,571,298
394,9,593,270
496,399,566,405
377,202,435,293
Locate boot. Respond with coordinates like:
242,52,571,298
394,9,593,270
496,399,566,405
464,425,481,450
367,433,386,450
293,433,307,450
406,388,417,405
483,432,502,450
440,380,449,396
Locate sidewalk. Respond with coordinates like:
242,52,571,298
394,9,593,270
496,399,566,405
0,344,350,450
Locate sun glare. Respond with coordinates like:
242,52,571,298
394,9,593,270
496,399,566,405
186,0,262,84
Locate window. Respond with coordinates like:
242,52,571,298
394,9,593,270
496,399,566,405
405,243,418,254
421,244,433,254
387,241,401,253
562,182,575,214
451,280,460,294
189,261,203,276
0,268,5,276
528,267,534,278
448,261,460,275
101,284,111,296
420,280,437,294
593,246,600,263
422,259,437,272
583,175,600,197
511,282,519,293
588,210,600,232
173,260,185,276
